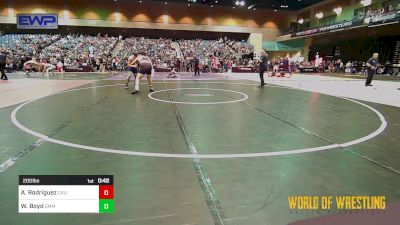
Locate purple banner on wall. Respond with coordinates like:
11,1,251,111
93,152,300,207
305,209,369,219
154,66,172,72
299,67,318,73
232,67,258,73
63,66,92,72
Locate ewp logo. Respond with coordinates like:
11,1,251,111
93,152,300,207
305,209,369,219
17,14,58,29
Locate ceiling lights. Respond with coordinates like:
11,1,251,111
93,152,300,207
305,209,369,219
361,0,371,6
247,4,255,9
333,7,342,15
315,12,323,19
235,0,245,6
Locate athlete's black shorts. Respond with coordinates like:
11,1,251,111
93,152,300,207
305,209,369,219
139,63,152,75
129,67,138,74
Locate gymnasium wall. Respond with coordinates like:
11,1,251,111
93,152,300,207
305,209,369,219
307,0,353,27
0,1,8,17
309,25,400,62
0,0,295,40
310,36,397,63
263,39,305,51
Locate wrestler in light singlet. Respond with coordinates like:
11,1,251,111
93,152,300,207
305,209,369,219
125,54,138,89
41,63,56,77
23,58,38,76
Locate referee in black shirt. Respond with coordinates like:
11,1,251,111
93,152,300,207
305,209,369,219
0,49,7,80
259,51,269,87
194,56,200,76
365,53,379,86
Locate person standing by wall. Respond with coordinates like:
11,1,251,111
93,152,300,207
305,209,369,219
365,53,380,87
194,56,200,76
282,57,292,76
259,50,269,87
0,49,8,80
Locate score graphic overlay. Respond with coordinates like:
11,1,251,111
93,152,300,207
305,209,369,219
19,175,114,213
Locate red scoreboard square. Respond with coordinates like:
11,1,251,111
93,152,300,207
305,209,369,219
99,185,114,199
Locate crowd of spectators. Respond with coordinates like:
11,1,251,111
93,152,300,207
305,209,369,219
117,36,254,73
40,34,118,71
1,33,256,73
295,58,399,76
178,37,253,72
3,34,60,71
361,3,399,19
354,0,400,19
